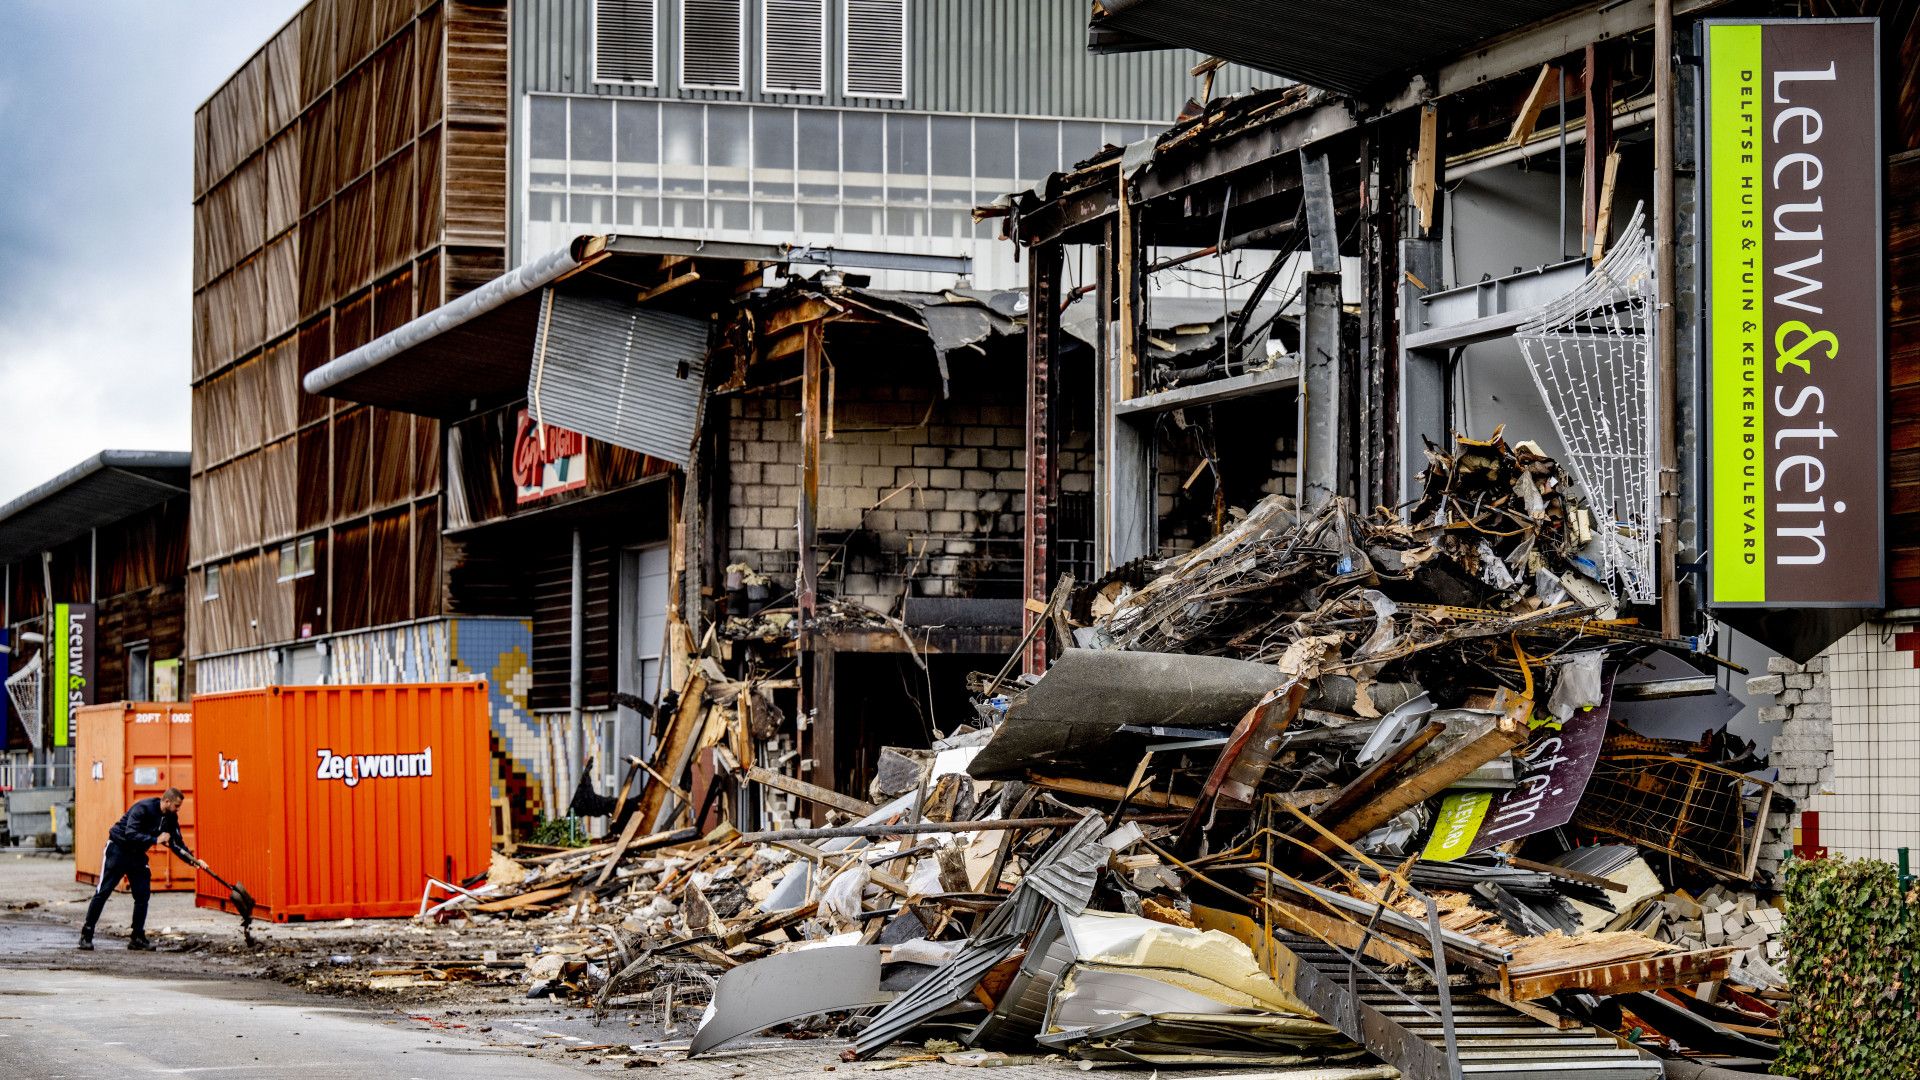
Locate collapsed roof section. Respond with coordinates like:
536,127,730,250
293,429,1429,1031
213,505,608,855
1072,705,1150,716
710,282,1032,400
304,234,975,419
1088,0,1597,95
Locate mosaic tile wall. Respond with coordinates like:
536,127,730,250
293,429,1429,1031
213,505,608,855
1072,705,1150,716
192,648,277,695
449,617,544,834
329,622,453,683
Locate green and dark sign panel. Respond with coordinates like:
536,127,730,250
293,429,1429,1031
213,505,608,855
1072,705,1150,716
51,602,95,748
1703,18,1883,608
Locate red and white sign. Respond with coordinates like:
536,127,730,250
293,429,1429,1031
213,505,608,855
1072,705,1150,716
514,409,588,504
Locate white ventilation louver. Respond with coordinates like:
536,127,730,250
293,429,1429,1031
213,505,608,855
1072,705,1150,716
594,0,658,84
682,0,745,90
763,0,826,94
843,0,905,98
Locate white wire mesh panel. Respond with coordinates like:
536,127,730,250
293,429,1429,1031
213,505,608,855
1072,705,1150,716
6,651,43,753
1515,203,1658,604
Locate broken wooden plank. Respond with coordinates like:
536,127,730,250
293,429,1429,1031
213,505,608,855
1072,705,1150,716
1305,719,1446,835
470,885,573,913
1413,102,1439,233
1506,947,1735,1003
743,765,878,818
1321,690,1530,848
638,671,709,831
1507,63,1560,146
1026,772,1198,809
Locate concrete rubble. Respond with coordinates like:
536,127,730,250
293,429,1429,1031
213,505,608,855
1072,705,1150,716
388,435,1796,1077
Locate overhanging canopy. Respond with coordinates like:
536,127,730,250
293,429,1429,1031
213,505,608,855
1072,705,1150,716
304,234,974,418
1089,0,1595,95
0,451,190,561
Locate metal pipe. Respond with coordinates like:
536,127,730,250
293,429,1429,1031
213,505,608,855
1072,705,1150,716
89,528,97,602
1558,66,1568,260
737,812,1184,846
568,528,585,816
1654,0,1680,637
1447,102,1654,180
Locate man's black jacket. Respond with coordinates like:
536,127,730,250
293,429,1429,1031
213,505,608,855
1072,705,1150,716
106,797,193,860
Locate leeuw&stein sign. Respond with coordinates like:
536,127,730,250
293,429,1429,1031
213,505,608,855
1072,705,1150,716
1704,19,1883,607
51,602,95,748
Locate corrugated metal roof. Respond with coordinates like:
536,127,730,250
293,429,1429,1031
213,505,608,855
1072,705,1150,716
1090,0,1594,96
528,292,710,468
0,451,190,561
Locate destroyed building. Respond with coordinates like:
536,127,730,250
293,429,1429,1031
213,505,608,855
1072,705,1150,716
165,0,1920,1075
186,0,1268,829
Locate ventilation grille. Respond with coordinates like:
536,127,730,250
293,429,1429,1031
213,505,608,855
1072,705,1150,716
682,0,745,89
844,0,906,97
594,0,658,83
763,0,826,94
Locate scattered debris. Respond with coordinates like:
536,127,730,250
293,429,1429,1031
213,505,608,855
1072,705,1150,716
378,436,1784,1078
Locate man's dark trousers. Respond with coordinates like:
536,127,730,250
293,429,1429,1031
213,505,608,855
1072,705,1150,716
82,843,152,937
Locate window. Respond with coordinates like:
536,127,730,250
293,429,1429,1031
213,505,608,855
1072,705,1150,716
843,0,905,99
127,644,150,702
594,0,659,84
680,0,745,90
761,0,825,95
203,564,222,601
620,544,672,711
277,535,317,582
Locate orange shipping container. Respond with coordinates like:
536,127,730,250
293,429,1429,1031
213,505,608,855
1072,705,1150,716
191,683,492,922
74,702,198,891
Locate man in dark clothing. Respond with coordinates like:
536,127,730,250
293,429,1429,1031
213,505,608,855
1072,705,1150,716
79,787,205,951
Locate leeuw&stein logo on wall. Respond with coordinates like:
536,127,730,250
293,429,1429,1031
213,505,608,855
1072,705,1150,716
314,747,435,788
1703,18,1884,607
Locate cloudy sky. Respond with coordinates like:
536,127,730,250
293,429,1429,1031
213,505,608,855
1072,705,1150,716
0,1,304,502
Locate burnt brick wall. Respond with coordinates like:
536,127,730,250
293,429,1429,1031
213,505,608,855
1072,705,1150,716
726,361,1027,613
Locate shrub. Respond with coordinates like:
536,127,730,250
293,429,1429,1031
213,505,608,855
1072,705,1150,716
1776,855,1920,1078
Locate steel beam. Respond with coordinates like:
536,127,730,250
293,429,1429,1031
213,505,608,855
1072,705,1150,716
602,234,972,276
1022,244,1063,675
1298,149,1344,512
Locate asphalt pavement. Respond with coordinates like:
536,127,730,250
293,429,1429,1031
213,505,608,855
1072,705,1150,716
0,919,595,1079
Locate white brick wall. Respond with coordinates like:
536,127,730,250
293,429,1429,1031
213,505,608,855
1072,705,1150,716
1752,619,1920,868
1804,620,1920,862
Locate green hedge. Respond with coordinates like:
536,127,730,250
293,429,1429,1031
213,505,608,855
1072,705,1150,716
1777,856,1920,1077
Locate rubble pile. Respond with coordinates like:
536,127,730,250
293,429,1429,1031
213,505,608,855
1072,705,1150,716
412,434,1792,1076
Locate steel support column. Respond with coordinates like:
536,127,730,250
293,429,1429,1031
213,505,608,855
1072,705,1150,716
1299,148,1344,511
568,527,585,816
1023,243,1063,675
1654,0,1680,637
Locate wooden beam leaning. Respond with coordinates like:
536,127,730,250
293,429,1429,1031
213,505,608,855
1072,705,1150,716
743,765,879,819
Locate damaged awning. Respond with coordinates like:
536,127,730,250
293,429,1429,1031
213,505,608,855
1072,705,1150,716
527,292,709,468
1090,0,1597,95
713,284,1028,398
303,234,974,419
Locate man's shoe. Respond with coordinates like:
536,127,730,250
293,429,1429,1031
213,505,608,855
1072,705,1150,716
77,933,93,951
127,934,154,951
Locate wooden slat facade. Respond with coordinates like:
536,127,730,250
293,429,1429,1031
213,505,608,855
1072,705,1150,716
1890,150,1919,610
3,497,193,748
189,0,508,662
